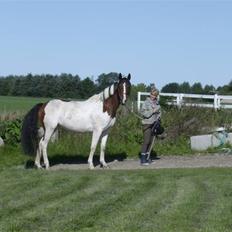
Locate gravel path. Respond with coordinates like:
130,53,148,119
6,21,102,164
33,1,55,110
50,154,232,170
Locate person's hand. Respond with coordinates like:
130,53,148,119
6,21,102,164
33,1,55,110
153,105,160,113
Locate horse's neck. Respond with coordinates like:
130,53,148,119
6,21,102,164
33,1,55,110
103,91,120,118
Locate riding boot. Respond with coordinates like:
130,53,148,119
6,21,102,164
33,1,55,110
140,153,149,166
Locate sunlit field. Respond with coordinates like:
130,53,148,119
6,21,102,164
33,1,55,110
0,95,50,115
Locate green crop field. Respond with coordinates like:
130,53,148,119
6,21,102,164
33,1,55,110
0,96,50,114
0,167,232,232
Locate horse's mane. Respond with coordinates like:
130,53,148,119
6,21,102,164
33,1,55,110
87,83,118,102
87,94,102,102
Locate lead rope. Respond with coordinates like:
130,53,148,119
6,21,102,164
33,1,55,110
147,136,156,161
123,104,143,120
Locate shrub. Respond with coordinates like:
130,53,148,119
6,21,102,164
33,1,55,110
0,119,22,145
1,106,232,155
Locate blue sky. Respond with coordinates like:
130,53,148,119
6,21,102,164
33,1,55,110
0,1,232,89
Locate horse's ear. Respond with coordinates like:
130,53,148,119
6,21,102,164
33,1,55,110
127,73,131,80
119,73,122,80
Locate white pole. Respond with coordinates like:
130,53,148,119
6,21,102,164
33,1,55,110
137,92,141,111
180,93,183,107
176,94,182,108
214,94,218,110
217,96,221,109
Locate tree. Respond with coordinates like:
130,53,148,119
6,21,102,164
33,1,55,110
179,82,191,93
191,82,203,94
96,72,119,91
58,73,81,98
79,77,96,99
204,85,215,94
130,83,147,100
161,82,180,93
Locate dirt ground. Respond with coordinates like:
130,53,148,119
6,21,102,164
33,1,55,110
50,154,232,170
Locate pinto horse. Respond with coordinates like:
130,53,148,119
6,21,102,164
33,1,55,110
21,73,131,169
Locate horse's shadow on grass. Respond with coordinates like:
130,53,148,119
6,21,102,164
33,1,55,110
25,152,128,169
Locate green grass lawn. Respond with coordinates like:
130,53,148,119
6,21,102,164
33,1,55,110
1,96,232,231
0,167,232,232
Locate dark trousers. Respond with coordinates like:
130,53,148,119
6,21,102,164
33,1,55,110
141,124,154,154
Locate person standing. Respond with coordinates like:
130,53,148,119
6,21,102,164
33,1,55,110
140,88,161,165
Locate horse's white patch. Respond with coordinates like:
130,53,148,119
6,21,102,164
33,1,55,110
102,84,115,100
0,137,4,147
103,88,109,100
123,82,126,104
110,84,114,95
38,127,44,138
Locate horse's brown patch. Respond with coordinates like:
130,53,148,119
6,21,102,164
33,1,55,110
103,94,120,118
38,103,47,129
103,77,131,118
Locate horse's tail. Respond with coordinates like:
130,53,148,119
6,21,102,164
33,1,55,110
21,103,45,156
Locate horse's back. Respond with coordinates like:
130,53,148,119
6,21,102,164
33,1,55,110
44,98,109,132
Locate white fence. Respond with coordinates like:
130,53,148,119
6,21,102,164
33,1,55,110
137,92,232,111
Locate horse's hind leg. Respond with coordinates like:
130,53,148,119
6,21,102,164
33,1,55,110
40,126,56,169
88,130,102,169
100,130,109,168
35,148,42,169
35,127,44,169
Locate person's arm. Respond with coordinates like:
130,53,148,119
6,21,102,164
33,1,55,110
140,101,154,119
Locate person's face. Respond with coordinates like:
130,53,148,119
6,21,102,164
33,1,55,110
150,94,157,101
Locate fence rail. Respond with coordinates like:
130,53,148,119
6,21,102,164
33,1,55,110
137,92,232,110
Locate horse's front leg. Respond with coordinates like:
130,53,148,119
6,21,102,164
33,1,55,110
100,131,109,168
88,130,102,169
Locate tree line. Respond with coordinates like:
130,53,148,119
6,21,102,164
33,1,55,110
161,81,232,95
0,73,232,100
0,73,119,99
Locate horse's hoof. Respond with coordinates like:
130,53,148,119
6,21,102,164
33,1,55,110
40,163,49,169
100,164,110,169
44,164,50,170
89,164,95,170
34,164,43,169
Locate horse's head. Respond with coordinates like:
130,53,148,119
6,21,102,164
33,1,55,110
117,73,131,105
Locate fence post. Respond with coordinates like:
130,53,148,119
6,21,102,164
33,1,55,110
137,92,141,111
217,96,221,109
176,94,183,108
214,94,219,110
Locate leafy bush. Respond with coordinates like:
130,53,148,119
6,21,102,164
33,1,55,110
0,119,22,145
1,106,232,156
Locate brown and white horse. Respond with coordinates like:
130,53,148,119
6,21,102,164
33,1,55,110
21,73,131,169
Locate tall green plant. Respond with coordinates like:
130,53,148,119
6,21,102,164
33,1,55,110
0,119,22,145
